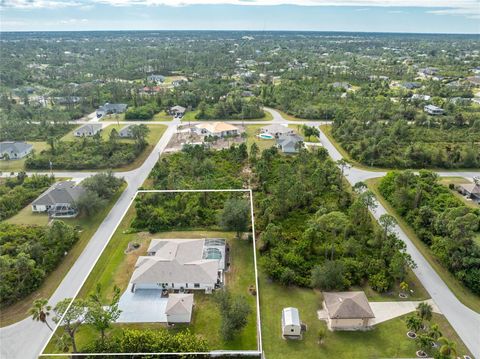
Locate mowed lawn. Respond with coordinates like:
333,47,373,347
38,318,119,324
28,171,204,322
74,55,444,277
45,204,258,353
259,270,470,359
0,142,49,173
0,184,127,327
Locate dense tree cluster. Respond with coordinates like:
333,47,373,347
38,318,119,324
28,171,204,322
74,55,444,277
255,147,413,291
124,103,159,120
195,96,264,120
25,129,149,170
332,119,480,169
0,221,78,304
132,144,248,232
0,173,54,220
379,170,480,294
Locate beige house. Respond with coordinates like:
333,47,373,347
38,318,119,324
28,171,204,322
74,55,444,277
322,291,375,330
193,122,240,137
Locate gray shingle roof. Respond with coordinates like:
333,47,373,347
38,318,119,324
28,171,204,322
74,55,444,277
75,124,102,135
0,141,33,156
32,181,86,206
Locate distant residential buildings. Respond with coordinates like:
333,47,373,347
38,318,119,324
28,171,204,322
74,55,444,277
424,104,445,116
96,103,128,118
0,141,33,160
147,74,165,84
74,124,103,137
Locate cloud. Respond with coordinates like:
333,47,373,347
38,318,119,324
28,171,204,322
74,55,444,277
1,0,479,20
60,18,89,24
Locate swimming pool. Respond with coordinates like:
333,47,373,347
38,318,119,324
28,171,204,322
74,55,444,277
258,133,274,139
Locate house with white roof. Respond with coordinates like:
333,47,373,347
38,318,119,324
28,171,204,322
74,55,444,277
193,122,240,138
424,104,445,115
130,238,226,294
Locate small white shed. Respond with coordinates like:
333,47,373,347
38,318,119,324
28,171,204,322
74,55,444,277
281,307,302,338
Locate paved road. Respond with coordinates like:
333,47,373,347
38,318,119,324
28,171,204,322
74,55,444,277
317,126,480,358
1,109,479,358
0,118,179,359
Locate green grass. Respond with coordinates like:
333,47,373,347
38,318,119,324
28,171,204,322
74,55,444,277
152,111,173,121
259,269,470,359
0,142,49,173
45,200,258,353
274,109,316,122
0,183,127,327
288,124,320,143
245,125,276,152
182,110,273,122
366,178,480,313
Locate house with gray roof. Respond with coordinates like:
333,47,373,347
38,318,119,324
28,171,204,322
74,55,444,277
276,133,304,153
322,291,375,331
0,141,33,160
119,125,134,138
169,105,186,117
131,238,226,294
147,74,165,84
73,124,103,137
458,178,480,203
32,181,86,218
96,103,128,118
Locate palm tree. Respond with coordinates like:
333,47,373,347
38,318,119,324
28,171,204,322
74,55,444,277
438,337,457,357
29,298,54,331
416,302,433,322
405,314,423,333
428,323,442,341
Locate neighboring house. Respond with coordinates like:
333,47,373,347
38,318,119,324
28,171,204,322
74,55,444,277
169,105,186,117
147,74,165,84
332,82,351,90
261,124,294,138
281,307,302,339
322,291,375,331
73,124,103,137
401,82,421,90
32,181,86,218
165,294,194,324
276,134,304,153
0,141,32,160
131,238,226,294
119,125,134,138
424,104,445,115
193,122,240,138
458,179,480,202
466,76,480,86
411,94,431,101
96,103,128,118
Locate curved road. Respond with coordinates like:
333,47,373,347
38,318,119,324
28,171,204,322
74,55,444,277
0,108,479,358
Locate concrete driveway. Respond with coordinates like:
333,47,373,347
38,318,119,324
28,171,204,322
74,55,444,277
369,299,441,325
117,285,168,323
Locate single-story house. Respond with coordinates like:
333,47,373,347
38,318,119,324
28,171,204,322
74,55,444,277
147,74,165,84
411,94,431,101
281,307,302,338
119,125,134,138
169,105,186,117
332,82,351,90
193,122,240,138
261,124,294,138
96,103,128,118
131,238,226,294
0,141,33,160
458,181,480,202
166,294,194,324
32,181,86,218
276,134,304,153
73,124,103,137
322,291,375,331
401,82,421,90
424,104,445,115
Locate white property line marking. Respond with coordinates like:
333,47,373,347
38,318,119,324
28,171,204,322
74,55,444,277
41,188,263,358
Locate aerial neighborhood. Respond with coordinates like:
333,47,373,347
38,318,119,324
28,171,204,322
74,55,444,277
0,27,479,359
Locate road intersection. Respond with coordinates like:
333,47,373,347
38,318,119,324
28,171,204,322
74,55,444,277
0,109,478,358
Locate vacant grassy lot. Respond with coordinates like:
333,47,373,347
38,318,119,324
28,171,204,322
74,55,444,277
259,270,470,358
366,178,480,313
45,200,258,353
0,142,49,173
0,184,126,327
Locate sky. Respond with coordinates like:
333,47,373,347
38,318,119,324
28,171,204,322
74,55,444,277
0,0,479,33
